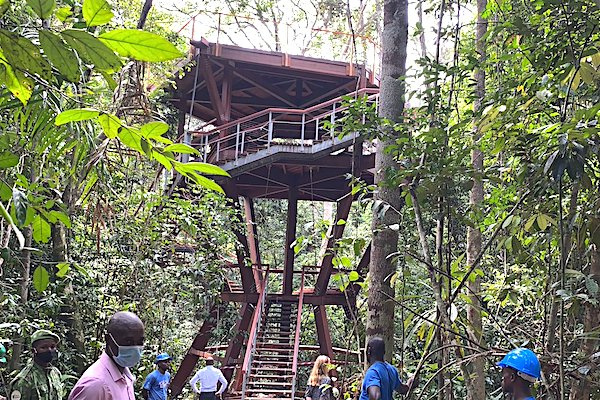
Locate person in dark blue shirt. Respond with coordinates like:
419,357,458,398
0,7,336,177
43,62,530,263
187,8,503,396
142,353,171,400
497,348,541,400
359,337,415,400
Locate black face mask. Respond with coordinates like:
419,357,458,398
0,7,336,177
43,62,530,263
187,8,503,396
35,349,59,364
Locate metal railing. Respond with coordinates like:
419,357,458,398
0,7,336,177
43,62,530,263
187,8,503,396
192,88,380,164
290,270,306,400
240,266,270,400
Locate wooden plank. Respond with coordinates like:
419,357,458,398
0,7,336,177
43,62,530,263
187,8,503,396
170,305,223,397
315,195,353,295
200,53,226,125
283,187,298,295
243,197,263,287
314,305,333,357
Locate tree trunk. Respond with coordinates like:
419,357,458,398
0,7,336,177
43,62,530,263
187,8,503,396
366,0,408,362
465,0,487,398
8,227,32,371
569,245,600,400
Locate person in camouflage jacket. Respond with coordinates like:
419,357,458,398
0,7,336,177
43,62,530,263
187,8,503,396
9,330,64,400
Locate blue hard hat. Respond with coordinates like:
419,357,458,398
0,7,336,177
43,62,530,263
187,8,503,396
155,352,171,363
497,348,541,382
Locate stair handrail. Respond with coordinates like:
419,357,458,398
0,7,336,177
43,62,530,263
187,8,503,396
290,269,306,400
240,266,270,400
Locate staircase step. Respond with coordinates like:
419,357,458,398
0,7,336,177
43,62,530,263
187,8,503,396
249,374,294,380
252,360,293,366
247,382,293,388
246,389,293,394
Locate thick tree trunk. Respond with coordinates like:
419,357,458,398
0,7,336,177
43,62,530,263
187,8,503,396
465,0,487,398
569,245,600,400
366,0,408,362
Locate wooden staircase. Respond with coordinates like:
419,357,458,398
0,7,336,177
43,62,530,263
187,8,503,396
244,300,297,400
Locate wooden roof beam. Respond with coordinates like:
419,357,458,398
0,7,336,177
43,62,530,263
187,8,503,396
233,70,297,108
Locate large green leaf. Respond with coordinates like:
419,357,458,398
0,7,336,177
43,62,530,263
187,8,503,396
32,214,51,243
33,266,50,292
140,121,169,139
118,127,144,153
97,113,122,139
0,58,33,104
61,29,121,71
163,143,200,155
39,30,80,82
55,108,100,125
82,0,114,27
26,0,55,19
99,29,182,62
0,30,51,79
0,0,10,18
0,151,19,169
175,161,230,177
56,262,70,278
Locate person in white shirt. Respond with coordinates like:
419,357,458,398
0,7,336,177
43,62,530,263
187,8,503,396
190,357,228,400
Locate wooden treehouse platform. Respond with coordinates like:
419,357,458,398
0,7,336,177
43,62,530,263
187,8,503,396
167,38,378,399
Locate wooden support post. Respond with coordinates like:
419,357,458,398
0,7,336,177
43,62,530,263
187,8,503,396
170,305,223,397
283,186,298,295
223,181,257,293
223,303,254,382
221,64,233,122
244,197,263,287
314,304,333,357
315,195,353,295
200,54,226,125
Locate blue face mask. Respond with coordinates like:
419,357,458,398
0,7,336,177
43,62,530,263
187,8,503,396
109,333,143,368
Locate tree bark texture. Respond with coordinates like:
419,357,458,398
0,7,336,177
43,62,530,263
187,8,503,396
8,227,32,371
367,0,408,362
569,245,600,400
465,0,487,398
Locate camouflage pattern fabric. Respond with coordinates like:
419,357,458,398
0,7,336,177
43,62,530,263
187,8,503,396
9,360,63,400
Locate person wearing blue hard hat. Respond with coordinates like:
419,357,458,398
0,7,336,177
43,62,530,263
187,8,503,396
497,348,541,400
142,353,172,400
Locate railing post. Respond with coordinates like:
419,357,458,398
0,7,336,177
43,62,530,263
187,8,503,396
241,129,245,154
204,135,209,162
235,124,240,161
315,118,319,141
216,141,220,162
300,113,306,144
267,112,273,147
330,102,336,138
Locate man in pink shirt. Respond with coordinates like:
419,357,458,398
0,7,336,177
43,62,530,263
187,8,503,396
69,311,145,400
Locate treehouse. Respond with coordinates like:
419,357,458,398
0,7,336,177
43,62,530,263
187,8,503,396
168,37,379,399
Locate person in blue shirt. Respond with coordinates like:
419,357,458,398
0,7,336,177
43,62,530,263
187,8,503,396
497,348,541,400
496,347,542,400
142,352,171,400
359,337,415,400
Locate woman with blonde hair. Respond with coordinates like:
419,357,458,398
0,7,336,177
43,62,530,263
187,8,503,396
305,355,333,400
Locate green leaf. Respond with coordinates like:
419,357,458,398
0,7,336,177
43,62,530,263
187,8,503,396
55,6,72,22
0,181,11,201
32,214,51,243
12,188,27,226
524,215,536,232
0,0,9,18
152,150,173,170
33,266,50,292
175,161,230,177
97,113,122,139
61,29,121,71
586,277,599,296
99,29,183,62
82,0,113,27
26,0,55,19
141,121,169,139
337,219,346,225
0,57,33,104
0,151,19,169
183,172,224,193
39,30,80,82
163,143,200,155
348,271,359,282
0,202,25,250
537,214,548,230
56,262,70,278
49,210,71,228
118,127,144,153
55,108,100,125
0,30,51,78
